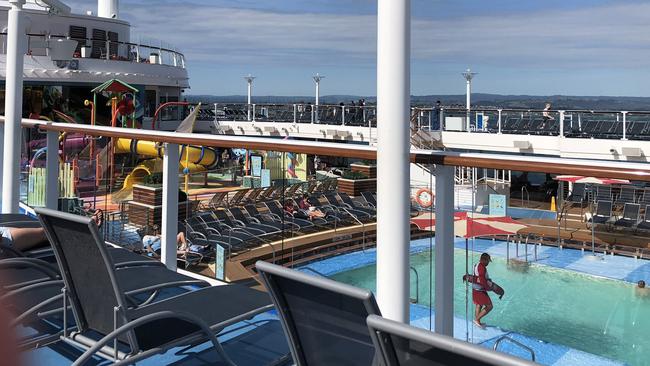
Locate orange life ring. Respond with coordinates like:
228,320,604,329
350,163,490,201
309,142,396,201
415,188,434,208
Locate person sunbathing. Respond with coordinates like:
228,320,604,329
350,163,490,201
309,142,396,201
0,226,48,252
142,226,190,258
298,194,326,220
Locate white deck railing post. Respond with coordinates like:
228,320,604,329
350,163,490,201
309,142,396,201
45,129,59,209
559,110,565,137
376,0,411,323
435,165,455,336
2,0,26,214
497,109,502,134
161,143,179,271
622,111,628,140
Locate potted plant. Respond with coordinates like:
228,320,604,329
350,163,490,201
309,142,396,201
350,160,376,179
337,170,377,196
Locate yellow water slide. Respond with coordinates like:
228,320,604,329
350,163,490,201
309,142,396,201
112,139,218,201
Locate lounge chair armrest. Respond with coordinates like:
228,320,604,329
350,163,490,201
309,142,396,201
72,310,223,366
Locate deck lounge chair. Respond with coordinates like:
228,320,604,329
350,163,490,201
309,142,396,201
615,186,637,207
588,200,613,225
206,191,228,210
366,315,536,366
323,193,373,220
228,188,250,207
227,207,282,236
256,260,381,366
211,209,270,237
265,201,316,230
335,192,377,216
637,205,650,231
640,188,650,207
361,191,377,208
244,204,301,232
594,185,612,203
566,183,586,205
36,208,272,365
615,203,640,228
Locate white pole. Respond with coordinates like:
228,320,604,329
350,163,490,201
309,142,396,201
376,0,410,323
45,129,59,209
161,143,179,271
313,74,324,123
497,109,502,134
622,111,628,140
435,165,455,336
462,69,476,132
244,75,255,122
2,0,26,214
559,110,565,137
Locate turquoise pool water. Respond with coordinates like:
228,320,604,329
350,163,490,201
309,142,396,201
330,248,650,366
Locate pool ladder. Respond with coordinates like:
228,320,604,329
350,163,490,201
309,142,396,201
493,335,536,362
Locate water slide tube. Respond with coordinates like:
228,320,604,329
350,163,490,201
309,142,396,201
112,138,219,196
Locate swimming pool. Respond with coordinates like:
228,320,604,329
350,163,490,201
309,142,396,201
329,246,650,366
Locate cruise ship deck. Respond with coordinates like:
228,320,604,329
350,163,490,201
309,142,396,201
2,0,650,366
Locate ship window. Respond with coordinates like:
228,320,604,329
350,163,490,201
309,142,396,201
69,26,86,53
91,29,106,58
108,31,119,57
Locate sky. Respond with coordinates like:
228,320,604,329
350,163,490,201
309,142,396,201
61,0,650,97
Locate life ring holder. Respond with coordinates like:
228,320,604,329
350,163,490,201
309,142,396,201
415,188,434,208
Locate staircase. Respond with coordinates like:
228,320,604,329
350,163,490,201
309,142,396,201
409,111,445,150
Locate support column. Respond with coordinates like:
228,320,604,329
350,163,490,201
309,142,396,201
559,110,565,137
162,143,179,271
497,109,502,134
45,129,59,210
376,0,410,323
2,0,26,214
435,165,455,336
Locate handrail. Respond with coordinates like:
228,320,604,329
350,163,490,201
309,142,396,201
493,335,536,362
5,117,650,182
410,266,419,304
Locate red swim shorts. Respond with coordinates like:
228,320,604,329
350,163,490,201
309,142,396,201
472,289,492,306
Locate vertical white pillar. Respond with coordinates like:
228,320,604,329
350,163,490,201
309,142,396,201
435,165,454,336
559,110,565,137
2,0,26,214
376,0,410,323
161,143,179,271
45,129,59,210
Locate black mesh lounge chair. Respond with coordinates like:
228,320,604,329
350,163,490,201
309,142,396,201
227,207,282,236
244,204,301,232
36,208,272,365
638,205,650,231
566,183,586,205
615,203,640,228
361,191,377,208
207,191,228,210
185,215,252,252
265,201,315,230
615,186,637,207
323,193,373,220
588,201,613,225
211,209,270,237
335,192,377,217
308,195,355,222
227,188,250,207
595,186,612,203
366,315,537,366
256,261,382,366
640,188,650,207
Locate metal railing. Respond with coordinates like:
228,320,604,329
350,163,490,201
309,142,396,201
0,32,186,68
493,335,536,362
203,103,650,141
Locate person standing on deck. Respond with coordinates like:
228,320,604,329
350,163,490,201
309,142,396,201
473,253,494,328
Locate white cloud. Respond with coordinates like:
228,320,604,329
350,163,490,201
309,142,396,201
101,1,650,71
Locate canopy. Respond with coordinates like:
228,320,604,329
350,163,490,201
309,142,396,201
554,175,629,185
411,211,527,238
91,79,139,94
175,103,201,134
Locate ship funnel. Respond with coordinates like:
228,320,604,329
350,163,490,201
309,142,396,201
98,0,119,19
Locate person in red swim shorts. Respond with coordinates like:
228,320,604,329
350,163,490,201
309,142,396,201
472,253,493,329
